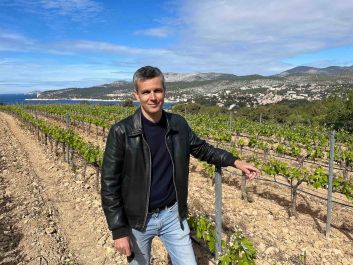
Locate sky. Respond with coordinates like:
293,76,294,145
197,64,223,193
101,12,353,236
1,0,353,94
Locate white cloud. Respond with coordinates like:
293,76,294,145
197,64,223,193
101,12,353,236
51,40,180,59
134,27,171,38
171,0,353,74
0,58,129,93
0,0,102,21
0,32,36,52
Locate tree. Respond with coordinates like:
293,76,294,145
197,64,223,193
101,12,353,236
121,99,134,107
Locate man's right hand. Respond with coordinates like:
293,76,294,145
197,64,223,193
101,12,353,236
114,236,132,256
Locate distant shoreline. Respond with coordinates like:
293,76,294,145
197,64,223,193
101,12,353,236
25,98,179,103
26,98,123,102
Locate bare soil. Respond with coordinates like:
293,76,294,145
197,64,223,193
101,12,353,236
189,159,353,265
1,111,352,265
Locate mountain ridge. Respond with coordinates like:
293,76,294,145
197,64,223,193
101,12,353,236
277,65,353,77
37,65,353,109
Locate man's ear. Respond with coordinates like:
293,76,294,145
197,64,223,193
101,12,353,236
133,91,139,101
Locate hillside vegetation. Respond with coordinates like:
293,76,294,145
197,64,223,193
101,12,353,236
173,89,353,132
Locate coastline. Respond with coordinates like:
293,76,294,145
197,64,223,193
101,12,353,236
25,98,179,103
25,98,122,102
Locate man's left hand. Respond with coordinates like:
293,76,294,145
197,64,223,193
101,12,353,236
234,160,260,180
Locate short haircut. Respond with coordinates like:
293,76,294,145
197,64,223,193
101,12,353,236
133,66,165,91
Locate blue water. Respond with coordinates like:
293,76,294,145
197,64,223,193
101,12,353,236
0,94,176,109
0,93,37,104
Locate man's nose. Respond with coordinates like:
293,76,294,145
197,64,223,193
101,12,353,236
150,92,156,100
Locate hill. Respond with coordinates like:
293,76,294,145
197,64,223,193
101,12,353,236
37,65,353,108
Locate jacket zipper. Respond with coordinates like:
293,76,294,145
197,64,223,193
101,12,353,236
142,134,152,228
165,133,180,220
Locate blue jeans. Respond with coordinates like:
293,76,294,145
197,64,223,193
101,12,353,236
129,202,197,265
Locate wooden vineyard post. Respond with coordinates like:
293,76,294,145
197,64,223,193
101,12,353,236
241,173,247,201
66,113,70,163
35,111,40,141
70,149,75,172
62,142,66,161
82,162,87,181
96,124,99,142
264,149,269,163
55,140,59,157
49,136,53,153
326,130,335,238
214,166,222,263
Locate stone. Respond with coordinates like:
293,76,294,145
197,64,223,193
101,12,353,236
45,226,57,234
267,214,274,220
331,248,342,256
258,242,266,252
342,258,352,265
265,246,279,255
92,200,101,208
98,235,107,246
106,246,115,255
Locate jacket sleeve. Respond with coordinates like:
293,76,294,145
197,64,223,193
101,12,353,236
188,124,238,167
101,124,129,240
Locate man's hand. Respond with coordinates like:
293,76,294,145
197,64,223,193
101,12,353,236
234,160,260,180
114,236,132,256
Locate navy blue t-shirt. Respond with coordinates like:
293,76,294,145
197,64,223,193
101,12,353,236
141,112,176,210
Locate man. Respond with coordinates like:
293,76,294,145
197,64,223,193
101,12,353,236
101,66,259,264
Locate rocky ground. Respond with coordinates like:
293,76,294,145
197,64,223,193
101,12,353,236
0,112,130,265
189,160,353,265
0,110,352,265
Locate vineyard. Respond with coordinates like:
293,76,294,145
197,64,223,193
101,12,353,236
0,104,352,265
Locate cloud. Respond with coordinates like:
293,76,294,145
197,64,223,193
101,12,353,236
171,0,353,74
51,40,179,59
134,27,171,38
0,0,102,22
0,32,36,52
0,58,131,93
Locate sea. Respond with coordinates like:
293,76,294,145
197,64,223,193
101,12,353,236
0,94,176,109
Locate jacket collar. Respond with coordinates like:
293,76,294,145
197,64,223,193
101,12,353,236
128,107,178,136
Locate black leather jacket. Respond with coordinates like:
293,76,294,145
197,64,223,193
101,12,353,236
101,108,237,239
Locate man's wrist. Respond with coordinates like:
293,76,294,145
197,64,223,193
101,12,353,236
234,159,241,169
112,226,130,240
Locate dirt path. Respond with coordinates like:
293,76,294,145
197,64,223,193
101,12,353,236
0,111,129,265
0,112,78,264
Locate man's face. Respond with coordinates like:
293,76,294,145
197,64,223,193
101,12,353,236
134,76,165,117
